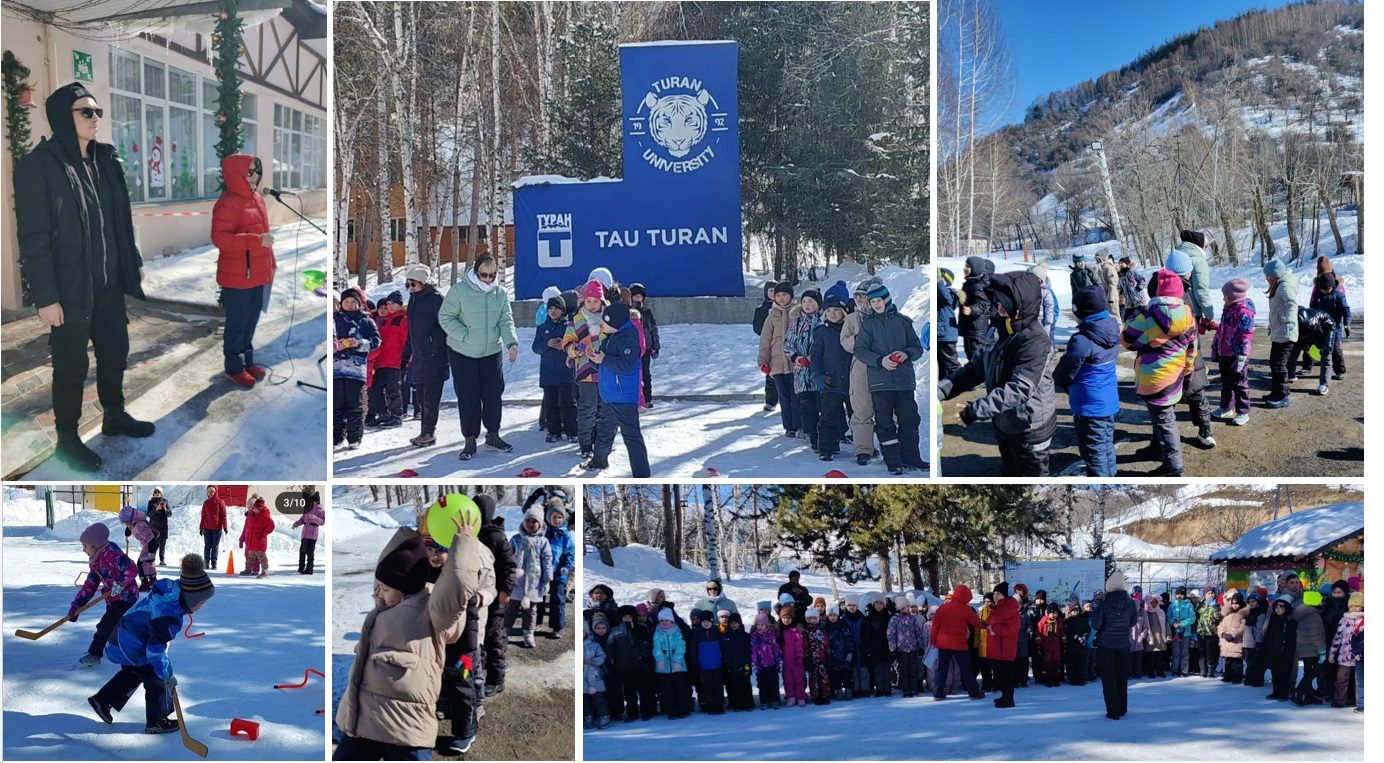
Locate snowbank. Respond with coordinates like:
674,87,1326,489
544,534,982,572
333,506,402,542
1,487,82,527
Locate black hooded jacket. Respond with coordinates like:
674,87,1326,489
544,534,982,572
958,256,995,341
939,271,1057,443
474,495,518,597
15,83,145,313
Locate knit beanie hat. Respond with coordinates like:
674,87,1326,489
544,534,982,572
993,581,1009,597
1332,580,1352,596
1152,269,1184,298
938,267,955,287
581,279,606,302
800,289,822,310
824,293,849,313
893,595,910,610
915,595,928,608
755,612,771,626
117,504,140,523
1176,586,1187,596
1072,252,1087,263
45,82,96,163
774,280,795,297
1119,256,1134,267
1349,592,1364,608
1188,588,1202,599
546,296,566,312
1222,278,1250,303
1073,285,1108,318
826,603,840,616
658,608,675,622
717,609,731,619
588,267,615,289
1263,258,1288,278
1179,230,1207,249
867,282,890,302
591,612,609,631
1164,248,1193,277
843,594,859,607
757,600,772,611
406,264,433,284
179,554,216,609
340,288,362,307
602,301,631,330
1013,583,1028,597
375,536,433,596
1030,262,1049,281
804,607,820,621
523,507,545,526
1316,273,1338,293
779,592,795,607
79,522,110,547
1105,571,1127,592
1304,591,1323,607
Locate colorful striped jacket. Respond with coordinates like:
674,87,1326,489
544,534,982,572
561,309,606,383
1121,296,1197,405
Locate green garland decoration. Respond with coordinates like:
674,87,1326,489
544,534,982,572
4,49,35,306
1322,550,1364,564
212,0,246,188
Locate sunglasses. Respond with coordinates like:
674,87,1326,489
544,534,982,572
406,280,422,287
477,271,498,281
248,164,262,176
73,107,104,119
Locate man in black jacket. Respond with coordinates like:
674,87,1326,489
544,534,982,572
474,495,518,695
1090,572,1136,720
15,83,155,472
405,265,448,447
752,281,778,412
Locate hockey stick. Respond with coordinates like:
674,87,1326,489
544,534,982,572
171,687,208,758
15,594,113,640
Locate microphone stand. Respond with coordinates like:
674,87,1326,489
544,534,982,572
263,190,327,235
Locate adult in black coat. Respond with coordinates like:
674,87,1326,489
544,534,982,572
145,487,171,566
777,571,812,613
861,598,894,696
475,494,518,693
15,83,154,472
957,255,995,360
1090,572,1136,719
405,265,450,447
752,282,779,411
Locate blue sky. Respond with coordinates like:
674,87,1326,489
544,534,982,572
993,0,1297,126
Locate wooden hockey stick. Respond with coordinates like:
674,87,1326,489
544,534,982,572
14,594,113,640
171,687,208,758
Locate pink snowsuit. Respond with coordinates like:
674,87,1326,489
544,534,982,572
632,316,648,408
781,623,809,702
118,505,156,583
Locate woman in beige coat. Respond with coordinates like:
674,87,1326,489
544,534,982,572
335,513,492,759
757,282,801,436
1217,591,1247,684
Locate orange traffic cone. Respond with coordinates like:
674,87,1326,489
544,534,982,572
226,550,236,575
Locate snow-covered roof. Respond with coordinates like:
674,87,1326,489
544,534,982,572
1210,502,1364,562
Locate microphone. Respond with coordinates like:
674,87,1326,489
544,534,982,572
261,187,297,199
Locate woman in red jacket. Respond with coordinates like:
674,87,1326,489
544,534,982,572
930,584,987,700
211,154,276,387
986,583,1021,707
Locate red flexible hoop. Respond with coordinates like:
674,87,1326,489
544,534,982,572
184,612,205,639
274,668,325,689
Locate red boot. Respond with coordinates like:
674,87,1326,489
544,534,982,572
227,370,257,387
246,364,268,380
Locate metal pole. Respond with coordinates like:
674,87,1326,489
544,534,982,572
1092,142,1128,258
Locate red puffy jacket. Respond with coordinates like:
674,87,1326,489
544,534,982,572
212,154,276,289
373,312,409,369
930,584,986,651
240,503,276,553
986,594,1021,661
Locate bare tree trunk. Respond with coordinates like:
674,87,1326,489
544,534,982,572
584,502,616,568
1219,208,1239,268
393,2,420,266
880,550,893,592
376,85,392,285
701,485,720,580
1285,181,1302,263
673,485,684,564
1318,183,1345,255
662,485,677,567
1253,186,1276,261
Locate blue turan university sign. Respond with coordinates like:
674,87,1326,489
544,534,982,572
513,41,743,298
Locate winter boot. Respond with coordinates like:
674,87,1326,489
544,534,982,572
1132,441,1162,462
1211,407,1231,419
582,454,609,471
1195,424,1216,449
583,715,593,730
139,575,152,592
545,433,561,443
484,432,514,452
1316,384,1329,396
246,364,268,380
458,437,478,460
227,370,257,388
146,718,180,734
56,432,102,472
102,409,155,438
88,695,113,723
597,715,612,730
856,453,870,466
79,653,102,667
410,432,436,447
444,736,475,755
484,683,504,697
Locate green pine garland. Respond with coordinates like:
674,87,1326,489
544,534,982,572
4,50,35,306
212,0,246,186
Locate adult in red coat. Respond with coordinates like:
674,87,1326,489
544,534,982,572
930,584,986,700
199,486,229,570
239,497,276,578
212,154,277,387
986,582,1021,707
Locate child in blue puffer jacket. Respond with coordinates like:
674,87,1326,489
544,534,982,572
334,288,381,449
88,554,215,734
533,296,578,442
1053,285,1120,478
691,609,727,714
584,302,650,477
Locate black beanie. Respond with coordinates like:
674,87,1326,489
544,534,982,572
800,289,823,309
1072,285,1108,318
629,283,647,299
376,536,432,596
1179,229,1207,249
474,494,497,524
546,296,566,312
603,301,631,330
774,280,794,297
45,82,95,164
993,581,1009,597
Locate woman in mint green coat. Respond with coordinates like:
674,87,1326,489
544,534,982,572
438,253,519,460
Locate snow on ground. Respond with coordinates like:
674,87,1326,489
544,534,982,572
2,512,326,760
584,545,1363,761
335,262,932,478
23,218,329,481
0,486,83,527
330,486,573,742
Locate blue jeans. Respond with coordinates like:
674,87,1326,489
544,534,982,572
772,374,801,432
547,579,568,632
202,529,223,570
221,285,264,375
1357,657,1364,709
1074,414,1116,477
333,735,430,760
933,648,981,698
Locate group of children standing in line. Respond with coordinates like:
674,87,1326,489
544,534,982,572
753,277,928,474
937,231,1353,477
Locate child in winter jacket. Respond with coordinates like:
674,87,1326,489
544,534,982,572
584,620,612,729
1116,258,1148,321
1063,603,1090,686
1167,587,1196,676
238,496,275,578
937,268,962,379
854,282,927,475
505,509,553,648
652,608,689,719
1142,594,1169,678
367,292,408,427
778,606,809,706
1053,285,1121,478
1196,588,1223,678
628,308,649,408
690,611,727,713
759,282,802,437
802,606,832,704
750,613,783,708
118,505,157,591
862,595,895,696
810,294,854,461
887,595,924,697
629,284,660,406
1218,591,1248,684
1262,258,1299,408
1035,605,1066,686
1293,302,1341,397
1212,278,1256,425
723,613,754,710
563,280,608,458
941,271,1056,477
583,302,650,477
1304,271,1351,381
606,605,653,721
784,289,824,451
1328,592,1363,708
1121,269,1197,477
1263,595,1299,700
1030,262,1059,342
292,489,325,574
823,604,857,700
533,296,578,442
70,523,140,668
88,554,216,734
335,288,382,449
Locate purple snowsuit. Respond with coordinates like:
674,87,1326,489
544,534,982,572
1213,299,1256,415
750,626,783,706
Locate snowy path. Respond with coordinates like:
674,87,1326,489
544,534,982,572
23,220,329,481
2,525,326,760
584,675,1363,760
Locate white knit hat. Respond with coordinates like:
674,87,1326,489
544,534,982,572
405,264,432,285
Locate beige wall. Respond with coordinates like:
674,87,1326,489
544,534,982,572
1,14,326,311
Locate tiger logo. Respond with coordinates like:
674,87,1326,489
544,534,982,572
643,90,711,158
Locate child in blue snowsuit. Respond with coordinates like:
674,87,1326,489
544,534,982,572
584,302,650,477
334,288,382,448
89,554,215,733
533,296,578,441
1300,272,1352,386
937,268,961,379
691,610,727,713
810,293,854,461
1052,285,1120,477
